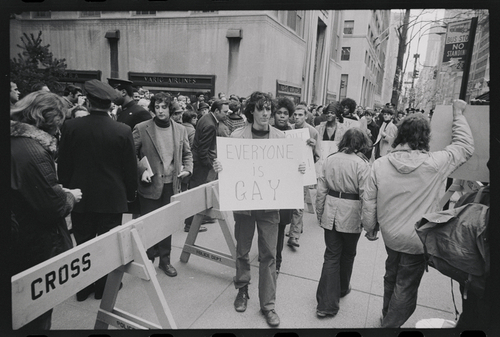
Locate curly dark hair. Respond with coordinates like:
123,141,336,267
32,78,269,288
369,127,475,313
243,91,274,123
275,96,295,115
149,92,174,114
338,127,373,155
392,114,430,151
340,98,357,115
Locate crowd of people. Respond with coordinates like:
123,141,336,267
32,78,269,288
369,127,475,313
10,77,481,330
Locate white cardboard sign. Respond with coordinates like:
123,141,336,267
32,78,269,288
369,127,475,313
284,128,317,186
216,137,305,211
429,105,489,182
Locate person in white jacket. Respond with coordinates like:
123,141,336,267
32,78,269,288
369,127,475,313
372,107,398,159
361,99,474,328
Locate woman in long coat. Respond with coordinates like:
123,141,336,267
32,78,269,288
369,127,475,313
11,91,82,329
315,127,372,318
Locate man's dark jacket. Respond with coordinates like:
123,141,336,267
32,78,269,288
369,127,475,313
58,111,138,213
117,100,152,130
192,112,218,168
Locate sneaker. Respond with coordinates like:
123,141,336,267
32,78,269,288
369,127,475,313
287,237,300,247
316,310,336,318
261,309,280,327
234,285,249,312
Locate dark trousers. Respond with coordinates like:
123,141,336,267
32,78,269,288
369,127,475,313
71,212,123,297
184,162,215,229
276,209,292,271
234,210,279,312
456,280,491,329
381,246,426,328
140,183,174,268
316,227,361,315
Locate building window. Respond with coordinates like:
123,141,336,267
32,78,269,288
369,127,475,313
32,11,51,19
365,51,368,64
80,11,101,18
134,11,157,15
341,47,351,61
278,10,305,38
344,20,354,34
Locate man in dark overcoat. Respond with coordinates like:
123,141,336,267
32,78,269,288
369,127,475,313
108,78,152,130
58,79,138,301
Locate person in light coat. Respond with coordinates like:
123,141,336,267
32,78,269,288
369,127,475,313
315,128,372,318
372,107,398,159
361,99,474,328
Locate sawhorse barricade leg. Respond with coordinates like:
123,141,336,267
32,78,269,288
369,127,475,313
95,227,177,329
177,182,237,269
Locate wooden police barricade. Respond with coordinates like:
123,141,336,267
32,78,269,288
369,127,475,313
12,201,183,330
171,180,237,268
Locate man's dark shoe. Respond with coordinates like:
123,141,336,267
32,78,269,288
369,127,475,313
234,285,249,312
184,226,208,233
261,309,280,327
340,285,351,298
287,237,300,247
202,218,216,224
159,264,177,277
76,284,95,302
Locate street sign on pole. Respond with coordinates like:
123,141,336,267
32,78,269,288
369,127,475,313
442,18,476,73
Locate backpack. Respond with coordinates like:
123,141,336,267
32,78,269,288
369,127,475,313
415,186,490,300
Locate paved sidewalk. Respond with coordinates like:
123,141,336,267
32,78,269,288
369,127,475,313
51,191,463,332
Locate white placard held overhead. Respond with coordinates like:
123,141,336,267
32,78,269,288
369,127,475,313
216,137,305,211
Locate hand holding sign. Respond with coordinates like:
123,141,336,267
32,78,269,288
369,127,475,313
283,128,317,186
216,137,305,211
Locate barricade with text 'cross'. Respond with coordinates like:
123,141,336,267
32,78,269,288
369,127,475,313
12,201,184,330
171,180,237,268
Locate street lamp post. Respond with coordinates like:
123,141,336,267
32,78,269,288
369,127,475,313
410,53,419,108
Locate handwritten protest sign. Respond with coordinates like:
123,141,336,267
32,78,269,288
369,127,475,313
430,105,489,182
283,128,317,186
216,137,305,211
315,141,339,177
342,118,361,130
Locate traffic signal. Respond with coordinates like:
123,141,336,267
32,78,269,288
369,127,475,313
414,70,419,78
433,70,437,79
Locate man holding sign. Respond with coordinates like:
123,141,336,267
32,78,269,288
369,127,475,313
215,91,306,327
287,104,320,248
361,99,474,328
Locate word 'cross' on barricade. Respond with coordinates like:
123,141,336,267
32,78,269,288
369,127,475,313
11,180,235,330
172,180,237,269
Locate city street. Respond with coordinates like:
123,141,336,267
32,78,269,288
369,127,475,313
51,188,462,331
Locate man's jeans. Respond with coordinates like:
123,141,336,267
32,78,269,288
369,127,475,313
233,210,279,312
381,246,426,328
289,187,307,239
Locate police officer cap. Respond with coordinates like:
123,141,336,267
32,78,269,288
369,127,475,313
84,79,119,105
198,102,210,110
107,78,134,90
172,101,184,113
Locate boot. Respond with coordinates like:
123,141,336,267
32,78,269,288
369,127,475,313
234,285,249,312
